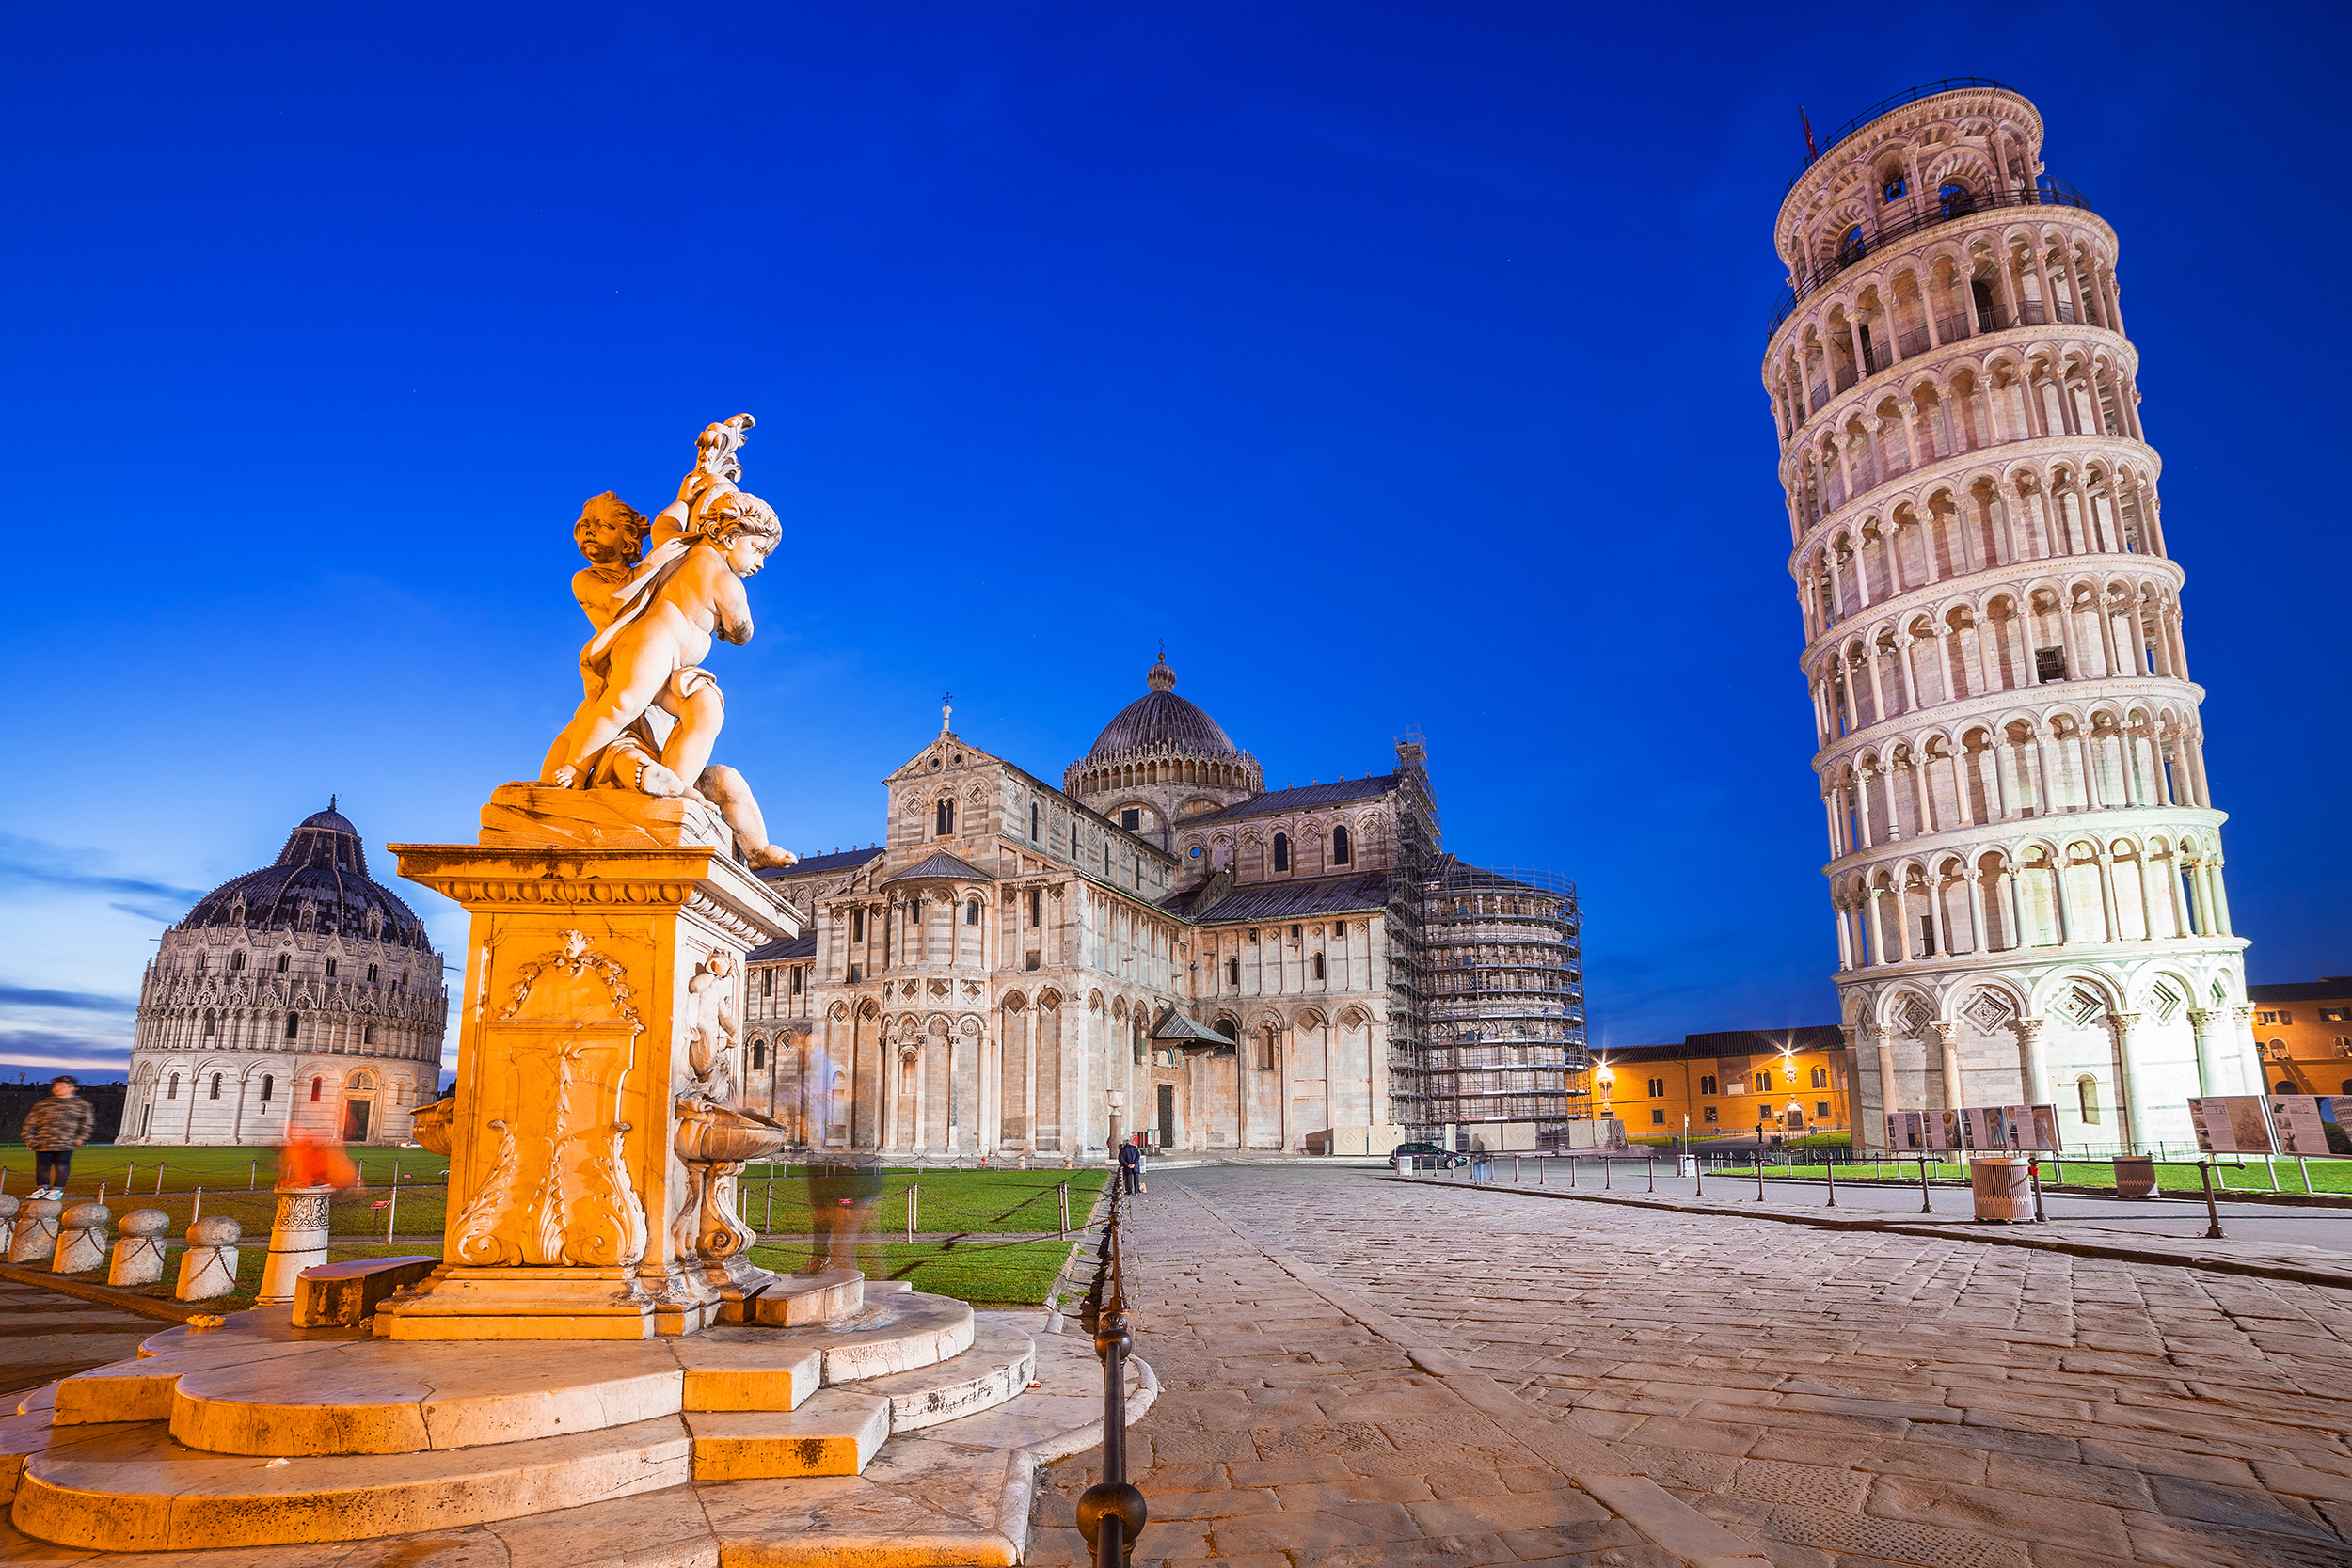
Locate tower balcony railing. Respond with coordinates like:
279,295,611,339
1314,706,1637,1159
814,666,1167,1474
1769,183,2095,342
1782,78,2022,195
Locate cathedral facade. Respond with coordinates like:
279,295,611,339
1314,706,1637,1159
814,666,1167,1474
120,806,449,1147
739,657,1586,1161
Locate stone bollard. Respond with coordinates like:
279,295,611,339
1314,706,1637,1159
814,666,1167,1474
257,1184,334,1305
52,1202,112,1275
8,1198,62,1265
176,1216,243,1302
110,1210,172,1287
0,1195,16,1257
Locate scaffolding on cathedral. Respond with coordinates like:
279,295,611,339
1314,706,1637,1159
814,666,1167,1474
1403,857,1591,1150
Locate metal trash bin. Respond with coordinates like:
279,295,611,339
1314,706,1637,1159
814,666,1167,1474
1970,1156,2034,1223
1677,1156,1698,1178
2112,1154,2156,1197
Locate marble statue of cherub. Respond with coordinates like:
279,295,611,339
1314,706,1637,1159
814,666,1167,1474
540,416,798,870
683,949,739,1104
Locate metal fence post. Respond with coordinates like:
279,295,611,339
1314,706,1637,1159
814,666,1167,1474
1918,1157,1933,1214
1078,1187,1146,1568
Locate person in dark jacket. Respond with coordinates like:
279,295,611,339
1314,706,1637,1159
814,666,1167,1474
23,1077,95,1198
1117,1135,1144,1195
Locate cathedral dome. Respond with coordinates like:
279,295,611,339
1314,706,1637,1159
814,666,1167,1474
178,800,431,949
1084,656,1242,763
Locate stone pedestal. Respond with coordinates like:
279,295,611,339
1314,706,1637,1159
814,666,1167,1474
176,1216,242,1301
51,1202,110,1275
379,785,801,1341
109,1210,172,1286
8,1198,61,1265
257,1185,333,1304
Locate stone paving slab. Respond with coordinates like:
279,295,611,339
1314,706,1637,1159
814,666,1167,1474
0,1281,157,1418
1151,1165,2352,1568
1029,1179,1771,1568
1387,1174,2352,1292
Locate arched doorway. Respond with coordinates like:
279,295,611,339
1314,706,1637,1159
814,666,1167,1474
342,1069,378,1143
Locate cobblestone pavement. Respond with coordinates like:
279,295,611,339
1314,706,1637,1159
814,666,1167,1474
1030,1176,1740,1568
1039,1165,2352,1568
0,1278,154,1404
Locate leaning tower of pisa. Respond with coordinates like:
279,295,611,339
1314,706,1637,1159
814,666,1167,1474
1761,80,2254,1156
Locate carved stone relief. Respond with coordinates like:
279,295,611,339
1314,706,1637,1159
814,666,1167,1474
451,930,649,1269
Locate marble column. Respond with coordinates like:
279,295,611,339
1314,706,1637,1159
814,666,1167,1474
1932,1022,1965,1110
2014,1017,2051,1107
2109,1011,2144,1152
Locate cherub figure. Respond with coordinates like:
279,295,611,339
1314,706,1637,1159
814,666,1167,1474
540,419,798,870
683,949,739,1104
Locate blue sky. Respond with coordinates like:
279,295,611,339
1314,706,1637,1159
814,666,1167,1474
3,4,2345,1082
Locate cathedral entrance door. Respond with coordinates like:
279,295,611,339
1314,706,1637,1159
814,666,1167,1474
342,1099,372,1143
1156,1084,1175,1148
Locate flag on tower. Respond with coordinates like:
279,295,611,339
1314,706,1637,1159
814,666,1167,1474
1801,107,1817,162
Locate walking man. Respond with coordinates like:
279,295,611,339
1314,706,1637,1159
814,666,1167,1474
1117,1133,1144,1196
24,1077,94,1198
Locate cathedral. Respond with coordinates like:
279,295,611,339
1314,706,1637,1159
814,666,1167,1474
120,805,449,1147
737,655,1588,1161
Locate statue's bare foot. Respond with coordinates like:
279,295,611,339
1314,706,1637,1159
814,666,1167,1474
546,765,579,789
636,760,688,797
745,844,799,870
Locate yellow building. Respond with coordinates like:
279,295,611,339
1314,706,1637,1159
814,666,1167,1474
1593,1025,1853,1143
2245,976,2352,1101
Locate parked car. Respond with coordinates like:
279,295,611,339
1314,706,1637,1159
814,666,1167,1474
1388,1141,1462,1170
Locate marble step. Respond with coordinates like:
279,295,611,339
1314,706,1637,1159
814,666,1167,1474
855,1320,1037,1432
737,1265,864,1326
167,1339,686,1457
1,1315,1163,1564
684,1389,891,1479
11,1412,692,1553
695,1289,975,1389
50,1290,975,1461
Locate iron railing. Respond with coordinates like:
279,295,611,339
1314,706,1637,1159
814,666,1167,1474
1075,1181,1144,1566
1784,78,2023,196
1767,183,2096,341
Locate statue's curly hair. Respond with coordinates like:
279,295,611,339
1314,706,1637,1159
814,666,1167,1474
577,491,650,565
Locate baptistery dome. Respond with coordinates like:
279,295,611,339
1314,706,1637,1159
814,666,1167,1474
178,804,432,949
124,801,447,1148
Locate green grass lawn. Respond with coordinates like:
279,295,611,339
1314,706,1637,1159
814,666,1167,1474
1,1158,1105,1312
747,1235,1080,1307
733,1166,1105,1235
0,1148,1104,1239
0,1143,439,1198
1703,1155,2352,1195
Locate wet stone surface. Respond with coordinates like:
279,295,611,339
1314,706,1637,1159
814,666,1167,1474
1035,1164,2352,1568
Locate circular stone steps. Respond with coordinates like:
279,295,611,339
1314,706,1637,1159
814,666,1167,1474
168,1339,687,1457
12,1412,693,1552
4,1311,1158,1563
857,1321,1037,1432
683,1388,892,1480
